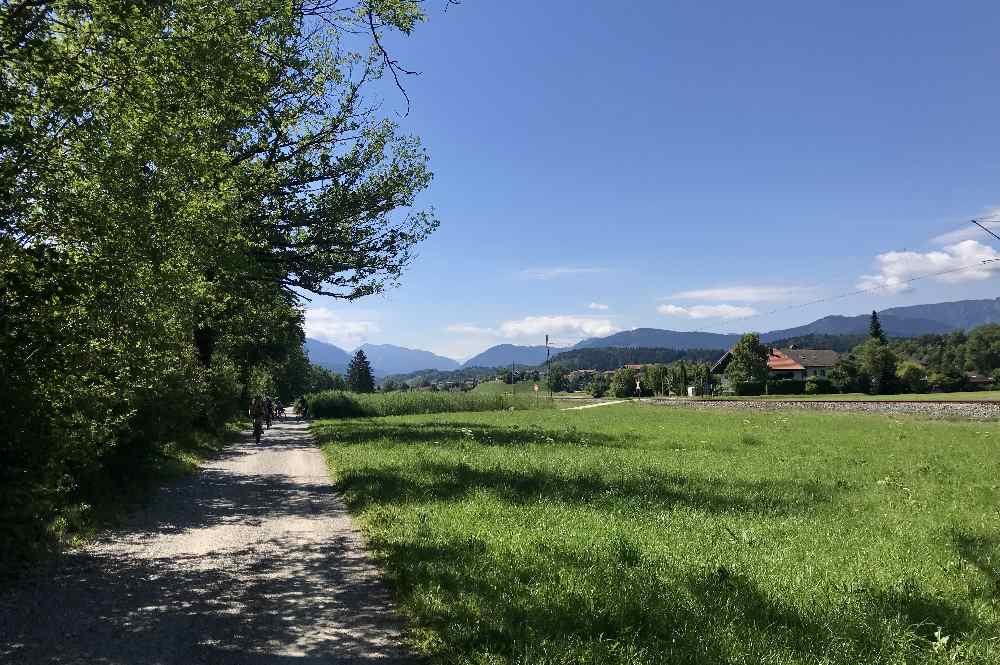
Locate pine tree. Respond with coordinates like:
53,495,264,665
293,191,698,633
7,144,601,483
869,310,886,343
347,350,375,393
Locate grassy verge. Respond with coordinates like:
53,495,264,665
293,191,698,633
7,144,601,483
699,390,1000,402
305,390,555,418
315,405,1000,665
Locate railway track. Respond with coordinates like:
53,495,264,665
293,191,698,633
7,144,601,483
650,397,1000,419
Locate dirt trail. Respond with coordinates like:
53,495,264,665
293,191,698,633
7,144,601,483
0,416,411,664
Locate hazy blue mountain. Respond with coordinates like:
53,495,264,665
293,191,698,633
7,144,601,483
881,298,1000,330
462,344,565,368
574,328,742,350
759,314,954,342
358,343,460,377
304,338,351,374
570,299,1000,352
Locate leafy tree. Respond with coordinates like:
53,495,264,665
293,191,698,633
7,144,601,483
724,333,770,386
857,338,898,394
965,324,1000,373
0,0,445,567
382,380,398,392
896,360,927,394
927,369,965,392
609,367,638,398
830,353,864,393
642,364,669,396
869,311,886,343
347,350,376,393
587,375,609,398
545,364,568,393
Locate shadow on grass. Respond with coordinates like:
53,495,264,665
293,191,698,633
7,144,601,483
338,459,837,517
373,535,987,664
952,529,1000,598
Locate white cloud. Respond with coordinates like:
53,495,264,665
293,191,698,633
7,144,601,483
667,285,810,302
498,315,619,342
587,302,609,310
445,323,497,336
930,208,1000,245
517,266,606,280
857,240,1000,294
657,303,757,320
304,308,380,348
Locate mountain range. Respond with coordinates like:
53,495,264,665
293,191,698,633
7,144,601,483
305,297,1000,375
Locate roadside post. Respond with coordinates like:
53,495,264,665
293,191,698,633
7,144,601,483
534,382,539,406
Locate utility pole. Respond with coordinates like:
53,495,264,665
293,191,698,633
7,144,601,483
545,334,551,398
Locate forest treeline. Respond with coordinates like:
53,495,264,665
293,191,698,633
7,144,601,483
1,0,436,567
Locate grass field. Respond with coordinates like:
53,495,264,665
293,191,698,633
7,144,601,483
703,390,1000,402
315,405,1000,664
471,381,542,396
304,390,554,418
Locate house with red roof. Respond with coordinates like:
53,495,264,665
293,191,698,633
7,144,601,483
711,347,840,382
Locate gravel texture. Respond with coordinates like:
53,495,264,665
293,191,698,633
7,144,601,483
651,398,1000,420
0,415,411,664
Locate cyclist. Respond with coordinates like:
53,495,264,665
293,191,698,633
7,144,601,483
249,395,265,444
274,400,283,421
263,395,273,429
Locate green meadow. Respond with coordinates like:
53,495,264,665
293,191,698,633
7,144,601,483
314,404,1000,665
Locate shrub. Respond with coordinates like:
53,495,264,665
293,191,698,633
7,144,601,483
587,375,609,398
766,379,806,395
895,361,927,394
732,381,765,396
804,377,835,395
304,390,554,418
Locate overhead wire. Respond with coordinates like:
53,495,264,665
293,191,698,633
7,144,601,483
682,218,1000,330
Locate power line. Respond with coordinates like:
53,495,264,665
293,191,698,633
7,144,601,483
972,218,1000,243
695,255,1000,329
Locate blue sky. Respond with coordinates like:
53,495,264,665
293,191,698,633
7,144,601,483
304,0,1000,360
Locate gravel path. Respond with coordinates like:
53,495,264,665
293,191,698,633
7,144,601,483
561,400,628,411
651,398,1000,420
0,416,411,664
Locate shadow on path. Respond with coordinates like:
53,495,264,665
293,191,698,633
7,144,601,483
0,418,411,665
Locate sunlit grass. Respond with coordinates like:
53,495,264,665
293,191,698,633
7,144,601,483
305,390,554,418
315,405,1000,664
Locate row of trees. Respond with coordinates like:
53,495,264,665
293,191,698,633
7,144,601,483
723,314,1000,396
1,1,436,564
581,362,713,398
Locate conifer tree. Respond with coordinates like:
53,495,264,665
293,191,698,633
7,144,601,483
869,311,886,343
347,350,376,393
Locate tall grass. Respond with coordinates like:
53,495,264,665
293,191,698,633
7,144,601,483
304,390,554,418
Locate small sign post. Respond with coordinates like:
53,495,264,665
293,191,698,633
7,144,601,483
533,383,539,406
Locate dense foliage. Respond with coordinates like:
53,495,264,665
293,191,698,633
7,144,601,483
550,347,723,372
304,390,554,418
1,0,437,567
724,333,770,387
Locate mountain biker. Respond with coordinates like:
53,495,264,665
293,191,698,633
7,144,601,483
263,395,273,429
249,395,265,444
